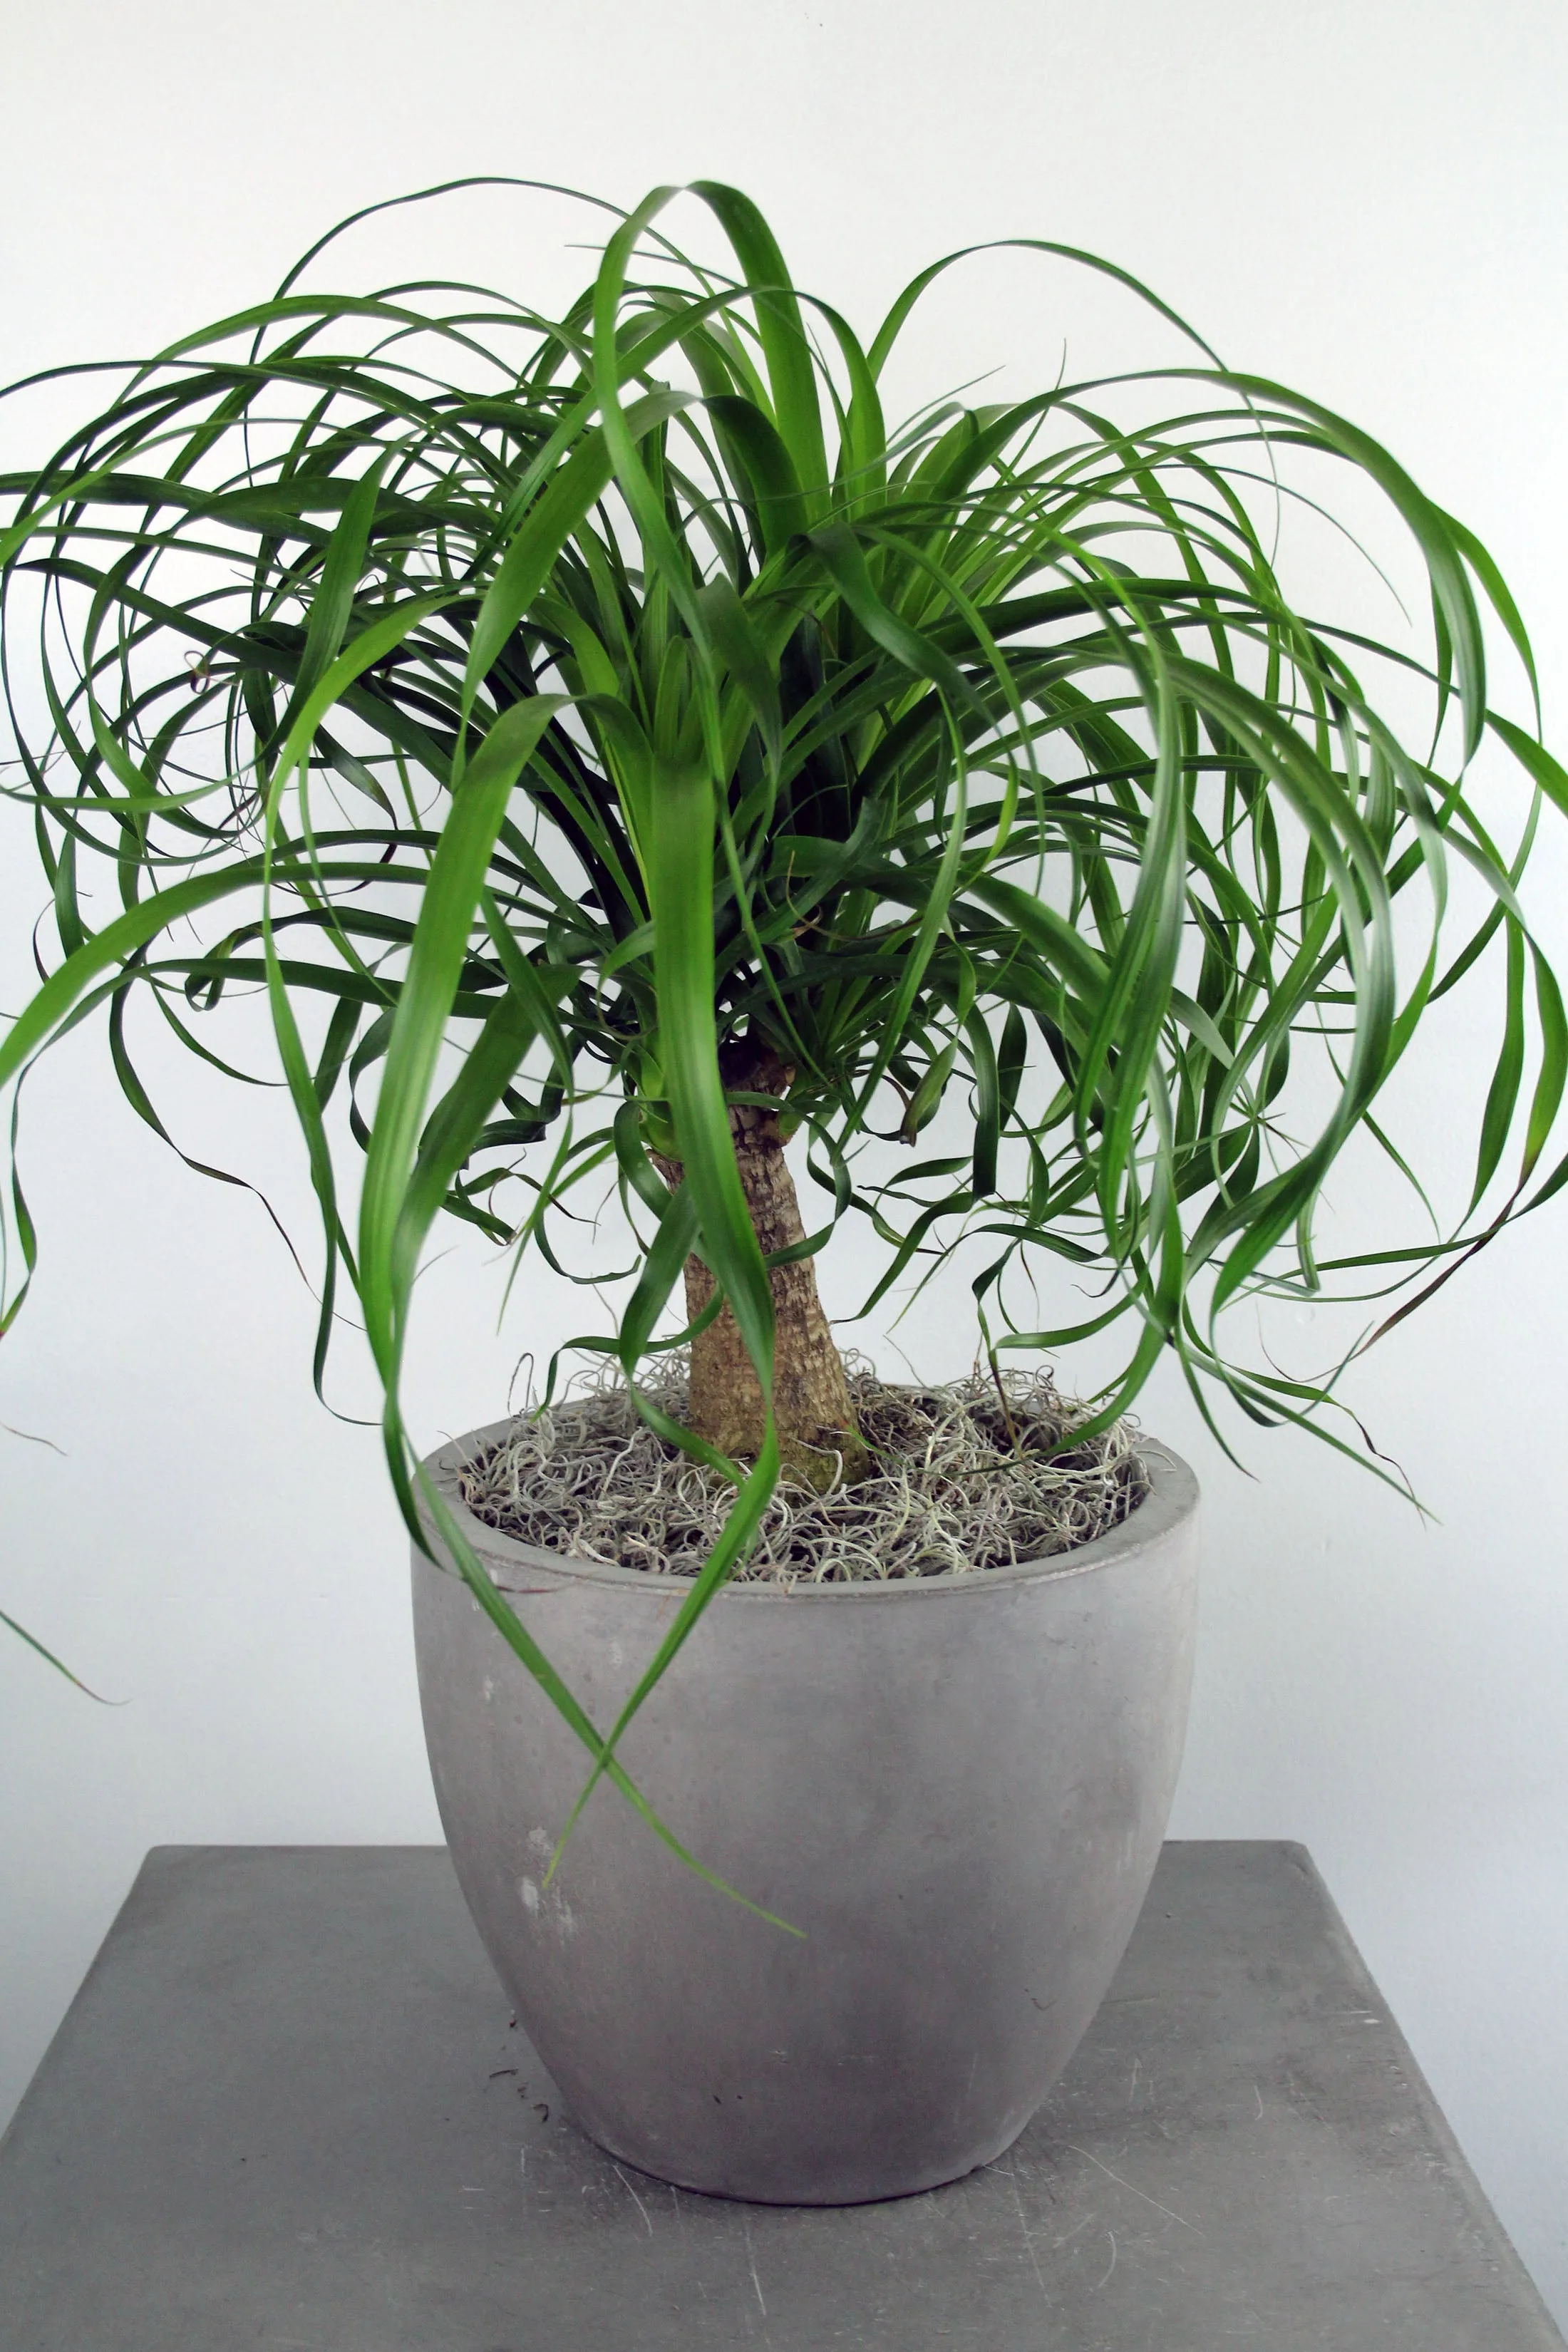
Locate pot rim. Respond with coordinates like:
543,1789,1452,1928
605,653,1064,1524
421,1420,1199,1605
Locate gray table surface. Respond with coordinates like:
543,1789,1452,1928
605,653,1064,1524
0,1842,1559,2351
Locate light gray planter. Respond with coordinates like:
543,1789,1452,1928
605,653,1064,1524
413,1421,1199,2205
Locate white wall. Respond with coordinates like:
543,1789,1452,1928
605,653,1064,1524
3,0,1567,2322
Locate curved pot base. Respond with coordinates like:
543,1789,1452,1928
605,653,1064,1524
578,2099,1040,2211
413,1425,1199,2206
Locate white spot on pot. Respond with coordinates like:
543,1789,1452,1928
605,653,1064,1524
519,1862,577,1936
527,1825,553,1857
482,1676,496,1704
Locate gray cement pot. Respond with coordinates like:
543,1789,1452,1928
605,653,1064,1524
412,1423,1199,2205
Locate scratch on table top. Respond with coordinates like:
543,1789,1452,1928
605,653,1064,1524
1002,2162,1049,2301
1093,2229,1118,2291
1063,2143,1202,2235
612,2163,654,2236
742,2213,768,2316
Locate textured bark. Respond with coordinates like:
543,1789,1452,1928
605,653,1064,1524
656,1043,867,1489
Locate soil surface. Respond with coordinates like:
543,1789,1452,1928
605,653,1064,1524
456,1363,1147,1584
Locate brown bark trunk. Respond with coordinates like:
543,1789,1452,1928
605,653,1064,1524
656,1043,867,1490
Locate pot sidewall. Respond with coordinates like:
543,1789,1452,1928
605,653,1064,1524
413,1429,1200,2204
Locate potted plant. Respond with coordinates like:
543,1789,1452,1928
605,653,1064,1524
3,178,1563,2203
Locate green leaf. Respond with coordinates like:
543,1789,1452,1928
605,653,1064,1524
359,695,569,1385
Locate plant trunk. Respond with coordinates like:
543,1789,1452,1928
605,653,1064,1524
656,1044,867,1489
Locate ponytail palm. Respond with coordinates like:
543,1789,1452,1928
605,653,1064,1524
3,179,1564,1820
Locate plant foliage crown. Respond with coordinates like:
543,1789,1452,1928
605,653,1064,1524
3,179,1564,1840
